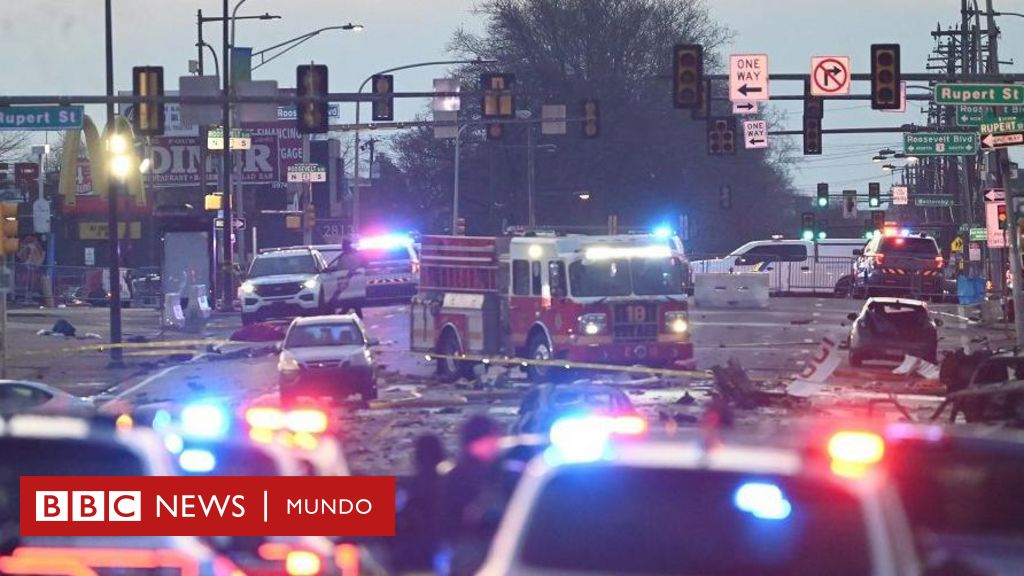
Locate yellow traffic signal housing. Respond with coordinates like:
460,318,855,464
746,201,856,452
0,204,19,256
371,74,394,121
673,44,704,109
132,66,165,135
296,65,329,134
481,74,515,119
286,214,302,230
870,44,901,110
304,204,316,230
581,99,600,138
205,193,223,211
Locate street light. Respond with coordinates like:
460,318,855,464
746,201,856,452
250,24,364,71
881,163,895,172
352,57,498,232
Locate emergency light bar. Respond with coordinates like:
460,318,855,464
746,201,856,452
356,234,413,251
584,245,672,261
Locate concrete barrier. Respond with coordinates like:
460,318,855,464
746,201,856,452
183,284,211,333
163,293,185,329
693,273,770,309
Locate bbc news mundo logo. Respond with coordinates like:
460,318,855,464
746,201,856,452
36,491,142,522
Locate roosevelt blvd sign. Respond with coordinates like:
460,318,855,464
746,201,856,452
935,83,1024,106
903,132,979,156
957,105,1024,126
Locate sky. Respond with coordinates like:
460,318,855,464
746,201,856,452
3,0,1023,194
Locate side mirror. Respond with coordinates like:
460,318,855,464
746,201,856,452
853,249,864,256
847,312,859,322
734,257,746,266
367,337,381,347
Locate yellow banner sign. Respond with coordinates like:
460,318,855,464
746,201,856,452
78,221,142,240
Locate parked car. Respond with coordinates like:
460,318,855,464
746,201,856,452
239,247,366,325
853,233,944,298
0,380,94,414
847,297,940,366
511,383,639,435
277,314,379,404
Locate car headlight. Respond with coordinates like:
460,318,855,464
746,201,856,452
303,277,319,290
240,281,256,295
665,311,689,334
278,351,300,372
577,313,608,336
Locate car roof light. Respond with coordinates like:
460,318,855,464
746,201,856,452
151,409,172,432
357,233,413,251
246,406,285,430
293,431,320,451
828,431,884,478
115,413,133,433
285,550,321,576
258,542,291,561
334,543,360,574
180,402,229,439
653,225,673,239
584,245,672,261
179,448,216,473
734,482,792,520
249,427,276,444
286,409,329,434
548,415,612,463
610,415,648,436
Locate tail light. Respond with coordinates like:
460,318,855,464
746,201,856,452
874,253,885,266
411,260,420,276
286,409,329,434
935,256,944,268
827,431,884,478
334,543,360,575
285,551,321,576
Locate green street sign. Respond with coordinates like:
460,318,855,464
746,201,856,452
903,132,979,156
0,106,85,131
913,195,955,208
969,227,988,241
936,83,1024,106
956,105,1024,126
980,117,1024,134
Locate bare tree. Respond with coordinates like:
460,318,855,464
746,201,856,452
0,132,29,163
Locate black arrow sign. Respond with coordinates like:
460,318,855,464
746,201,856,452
736,103,755,110
822,66,844,86
748,138,765,145
738,84,763,97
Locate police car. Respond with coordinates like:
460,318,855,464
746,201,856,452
478,417,922,576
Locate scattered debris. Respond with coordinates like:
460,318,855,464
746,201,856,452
230,322,287,342
52,319,76,337
436,406,462,415
676,391,696,405
790,319,812,325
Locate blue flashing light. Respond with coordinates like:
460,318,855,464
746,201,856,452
900,228,911,237
653,226,673,239
734,482,792,520
180,403,229,439
151,409,172,432
163,432,184,455
548,415,611,463
179,448,216,473
357,233,414,251
817,231,827,241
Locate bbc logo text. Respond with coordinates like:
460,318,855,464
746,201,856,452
36,491,142,522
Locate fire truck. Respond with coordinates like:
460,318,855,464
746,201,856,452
410,232,694,382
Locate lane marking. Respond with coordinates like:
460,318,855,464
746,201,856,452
107,365,181,403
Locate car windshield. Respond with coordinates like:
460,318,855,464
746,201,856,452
880,237,939,256
888,440,1024,538
520,466,871,575
0,437,146,525
249,254,318,277
863,304,931,335
570,257,684,297
286,323,364,347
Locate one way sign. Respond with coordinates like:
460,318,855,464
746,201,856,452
729,54,769,102
743,120,768,149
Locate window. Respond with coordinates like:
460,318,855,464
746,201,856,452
285,323,365,348
548,261,567,298
737,245,807,265
880,237,939,256
0,384,52,411
512,260,530,295
249,253,318,277
531,261,542,296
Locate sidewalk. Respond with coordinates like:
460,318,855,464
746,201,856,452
3,306,242,398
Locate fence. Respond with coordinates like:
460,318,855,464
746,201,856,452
10,264,163,307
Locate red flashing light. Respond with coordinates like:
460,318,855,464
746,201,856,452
610,415,648,436
827,431,885,478
874,253,885,266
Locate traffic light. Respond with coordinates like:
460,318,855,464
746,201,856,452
803,79,823,155
843,189,857,218
998,203,1008,230
304,203,316,230
132,66,165,136
673,44,704,109
296,64,329,134
371,74,394,121
482,73,514,142
581,98,600,138
816,183,829,208
707,118,736,155
455,217,466,236
0,204,18,256
691,79,710,120
804,79,823,119
868,182,881,208
719,185,732,209
801,212,815,241
870,44,902,110
871,210,885,231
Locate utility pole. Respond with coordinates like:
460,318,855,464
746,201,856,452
105,0,123,367
526,117,536,227
302,134,312,245
220,0,234,310
986,0,1024,345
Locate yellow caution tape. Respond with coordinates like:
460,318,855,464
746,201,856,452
11,339,233,358
424,352,715,380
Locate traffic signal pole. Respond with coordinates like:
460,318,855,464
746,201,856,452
105,0,123,368
220,0,234,310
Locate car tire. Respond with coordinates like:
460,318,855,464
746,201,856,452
526,333,563,383
849,350,863,368
834,276,853,298
436,330,462,383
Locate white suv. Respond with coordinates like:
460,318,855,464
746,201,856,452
239,248,366,325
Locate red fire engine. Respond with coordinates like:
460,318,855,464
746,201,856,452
411,232,694,382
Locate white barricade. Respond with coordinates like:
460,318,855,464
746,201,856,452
163,293,185,329
188,284,212,319
693,273,770,309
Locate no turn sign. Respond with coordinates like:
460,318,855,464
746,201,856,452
810,56,851,96
743,120,768,149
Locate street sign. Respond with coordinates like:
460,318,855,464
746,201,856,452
810,56,851,96
912,195,955,208
0,106,85,131
984,188,1006,203
969,227,988,241
207,128,251,150
980,131,1024,150
980,117,1024,135
732,101,758,115
287,163,327,183
742,120,768,149
935,83,1024,106
969,243,982,262
903,132,979,156
950,237,964,253
214,217,246,230
956,105,1024,126
891,185,908,206
541,104,567,135
985,201,1007,248
728,54,769,102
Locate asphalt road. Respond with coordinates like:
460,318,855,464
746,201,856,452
77,296,1011,474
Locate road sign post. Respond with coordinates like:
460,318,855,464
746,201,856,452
903,132,979,156
286,163,327,183
0,106,85,131
891,185,909,206
810,56,851,96
728,54,769,102
743,120,768,149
